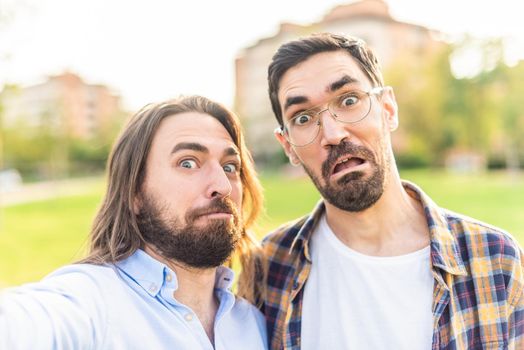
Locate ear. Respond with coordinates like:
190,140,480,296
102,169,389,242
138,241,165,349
274,128,301,167
381,86,399,132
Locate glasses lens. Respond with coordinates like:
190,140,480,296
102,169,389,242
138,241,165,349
285,114,320,146
330,91,371,123
283,89,378,146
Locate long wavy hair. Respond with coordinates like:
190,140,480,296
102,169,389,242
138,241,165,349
80,95,264,303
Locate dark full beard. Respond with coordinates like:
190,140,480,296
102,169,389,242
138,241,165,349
303,141,386,212
136,196,242,269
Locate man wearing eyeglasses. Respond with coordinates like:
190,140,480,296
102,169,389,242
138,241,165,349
257,33,524,349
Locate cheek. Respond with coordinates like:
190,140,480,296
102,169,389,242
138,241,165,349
148,172,196,206
295,146,324,171
231,180,243,209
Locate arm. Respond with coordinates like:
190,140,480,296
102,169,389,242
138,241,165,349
0,270,105,350
505,243,524,349
508,289,524,350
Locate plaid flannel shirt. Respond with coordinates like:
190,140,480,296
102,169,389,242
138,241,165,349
261,181,524,350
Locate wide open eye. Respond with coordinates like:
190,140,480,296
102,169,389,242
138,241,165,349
180,159,197,169
223,163,238,173
339,94,360,108
292,114,314,126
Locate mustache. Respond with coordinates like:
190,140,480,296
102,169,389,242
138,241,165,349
321,141,376,179
185,197,238,223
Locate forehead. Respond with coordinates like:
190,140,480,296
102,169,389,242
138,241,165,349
150,112,237,154
278,51,371,106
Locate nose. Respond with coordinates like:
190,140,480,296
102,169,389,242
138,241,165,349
319,109,351,147
207,163,233,199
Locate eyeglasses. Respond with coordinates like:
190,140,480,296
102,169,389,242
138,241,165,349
277,86,386,147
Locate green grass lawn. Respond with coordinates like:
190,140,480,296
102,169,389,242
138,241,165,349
0,169,523,286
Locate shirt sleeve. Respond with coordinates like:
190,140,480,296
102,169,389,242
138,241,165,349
0,269,106,350
507,244,524,350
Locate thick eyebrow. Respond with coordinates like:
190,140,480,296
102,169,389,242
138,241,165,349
284,95,309,113
171,142,208,155
171,142,239,158
224,146,240,157
328,75,359,93
283,75,359,113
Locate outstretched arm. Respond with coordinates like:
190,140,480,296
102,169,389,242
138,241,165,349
0,271,105,350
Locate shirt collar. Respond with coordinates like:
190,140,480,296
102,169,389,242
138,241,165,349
402,180,467,276
116,249,167,297
215,265,235,290
115,249,237,297
289,199,326,261
289,181,467,276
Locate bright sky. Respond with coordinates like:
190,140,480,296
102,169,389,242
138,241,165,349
1,0,523,111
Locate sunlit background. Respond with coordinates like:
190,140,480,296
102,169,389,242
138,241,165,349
0,0,523,286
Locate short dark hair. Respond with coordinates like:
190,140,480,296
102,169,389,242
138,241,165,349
268,33,384,126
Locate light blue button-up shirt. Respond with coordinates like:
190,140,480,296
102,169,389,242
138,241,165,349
0,249,267,350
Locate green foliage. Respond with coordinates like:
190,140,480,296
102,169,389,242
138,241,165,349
3,121,62,178
384,39,524,169
395,151,430,169
68,139,111,176
385,44,455,166
2,115,121,180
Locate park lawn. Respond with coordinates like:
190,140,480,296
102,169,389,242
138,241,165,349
258,169,524,241
0,170,523,286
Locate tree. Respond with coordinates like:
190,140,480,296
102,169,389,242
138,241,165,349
385,44,456,167
385,37,523,172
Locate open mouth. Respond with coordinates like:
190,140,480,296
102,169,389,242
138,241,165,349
332,156,366,175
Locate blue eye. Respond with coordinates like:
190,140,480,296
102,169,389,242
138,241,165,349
223,163,238,173
180,159,197,169
340,94,359,108
293,114,313,126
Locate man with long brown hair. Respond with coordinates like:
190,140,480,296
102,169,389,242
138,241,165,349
0,95,267,349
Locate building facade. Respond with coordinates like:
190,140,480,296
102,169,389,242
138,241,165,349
1,72,122,139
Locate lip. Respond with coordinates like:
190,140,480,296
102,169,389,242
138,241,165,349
199,212,233,220
329,156,368,180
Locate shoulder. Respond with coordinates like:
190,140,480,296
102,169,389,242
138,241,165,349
444,210,524,301
262,215,309,253
26,263,121,300
233,296,266,322
230,297,268,345
261,200,325,252
260,214,315,275
444,209,523,262
45,263,118,284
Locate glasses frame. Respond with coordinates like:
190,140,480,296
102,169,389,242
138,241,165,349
277,86,386,147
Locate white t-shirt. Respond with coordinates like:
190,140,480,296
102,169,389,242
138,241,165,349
301,215,434,350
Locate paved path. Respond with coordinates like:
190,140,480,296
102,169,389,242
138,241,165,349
0,177,102,207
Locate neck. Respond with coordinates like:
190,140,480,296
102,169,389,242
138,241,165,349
144,246,219,343
324,171,430,256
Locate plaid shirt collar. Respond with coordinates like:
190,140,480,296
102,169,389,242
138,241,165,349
288,180,468,277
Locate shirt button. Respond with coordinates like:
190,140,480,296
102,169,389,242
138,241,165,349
166,274,172,282
184,313,193,322
149,284,157,293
